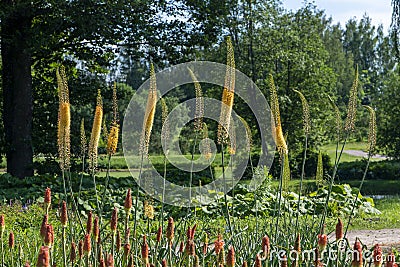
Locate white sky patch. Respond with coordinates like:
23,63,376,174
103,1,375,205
283,0,393,31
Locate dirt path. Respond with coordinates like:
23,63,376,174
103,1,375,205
343,150,389,160
329,229,400,250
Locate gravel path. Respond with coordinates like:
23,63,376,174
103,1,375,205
343,150,389,160
329,229,400,250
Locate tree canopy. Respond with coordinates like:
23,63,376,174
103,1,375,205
1,0,400,178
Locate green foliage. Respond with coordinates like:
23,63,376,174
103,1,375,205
337,160,400,181
377,70,400,158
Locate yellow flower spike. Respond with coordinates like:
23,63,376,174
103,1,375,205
269,74,288,155
345,66,359,133
293,89,310,135
363,105,377,154
89,90,103,172
106,123,119,156
56,66,71,171
187,67,204,132
141,63,157,157
218,36,235,144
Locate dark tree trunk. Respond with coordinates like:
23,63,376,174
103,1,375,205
1,1,34,178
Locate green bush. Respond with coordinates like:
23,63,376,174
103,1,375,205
337,160,400,181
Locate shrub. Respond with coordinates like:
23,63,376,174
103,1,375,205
337,160,400,181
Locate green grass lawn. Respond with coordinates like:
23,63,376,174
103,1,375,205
349,196,400,230
320,141,385,164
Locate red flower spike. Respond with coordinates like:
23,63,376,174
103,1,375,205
157,226,162,243
60,201,68,227
36,246,50,267
83,234,91,255
226,246,235,267
44,188,51,205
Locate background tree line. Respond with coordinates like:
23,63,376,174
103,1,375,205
0,0,399,178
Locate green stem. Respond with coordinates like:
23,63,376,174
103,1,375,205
62,170,68,203
230,154,235,228
169,243,173,267
294,135,308,234
62,227,67,267
91,168,101,219
161,152,167,232
85,254,89,267
1,235,4,267
221,142,234,238
10,249,13,267
344,152,372,237
112,231,115,260
318,136,348,234
249,154,258,235
189,135,198,217
99,154,112,218
273,153,285,243
78,154,86,199
133,153,145,258
66,170,85,234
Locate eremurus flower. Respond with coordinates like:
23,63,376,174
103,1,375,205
262,235,270,259
141,235,149,264
318,234,328,251
226,246,235,267
214,234,224,255
166,217,174,244
255,254,262,267
8,231,14,249
141,63,157,157
83,234,91,256
111,207,118,233
107,253,114,267
156,226,162,243
88,90,103,172
351,240,363,267
106,82,119,156
93,216,99,242
0,214,4,237
336,218,343,240
269,73,288,156
70,241,76,263
36,246,50,267
78,240,83,259
373,244,382,267
217,36,235,144
86,211,92,234
124,189,132,214
56,66,71,171
60,201,67,227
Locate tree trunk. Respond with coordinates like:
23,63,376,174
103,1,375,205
1,1,34,178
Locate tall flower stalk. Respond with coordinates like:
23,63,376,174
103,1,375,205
56,66,71,201
269,73,288,242
292,89,310,234
160,98,169,231
88,90,103,215
56,66,84,235
78,119,87,199
187,67,204,216
217,36,235,237
344,105,376,237
134,63,157,256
